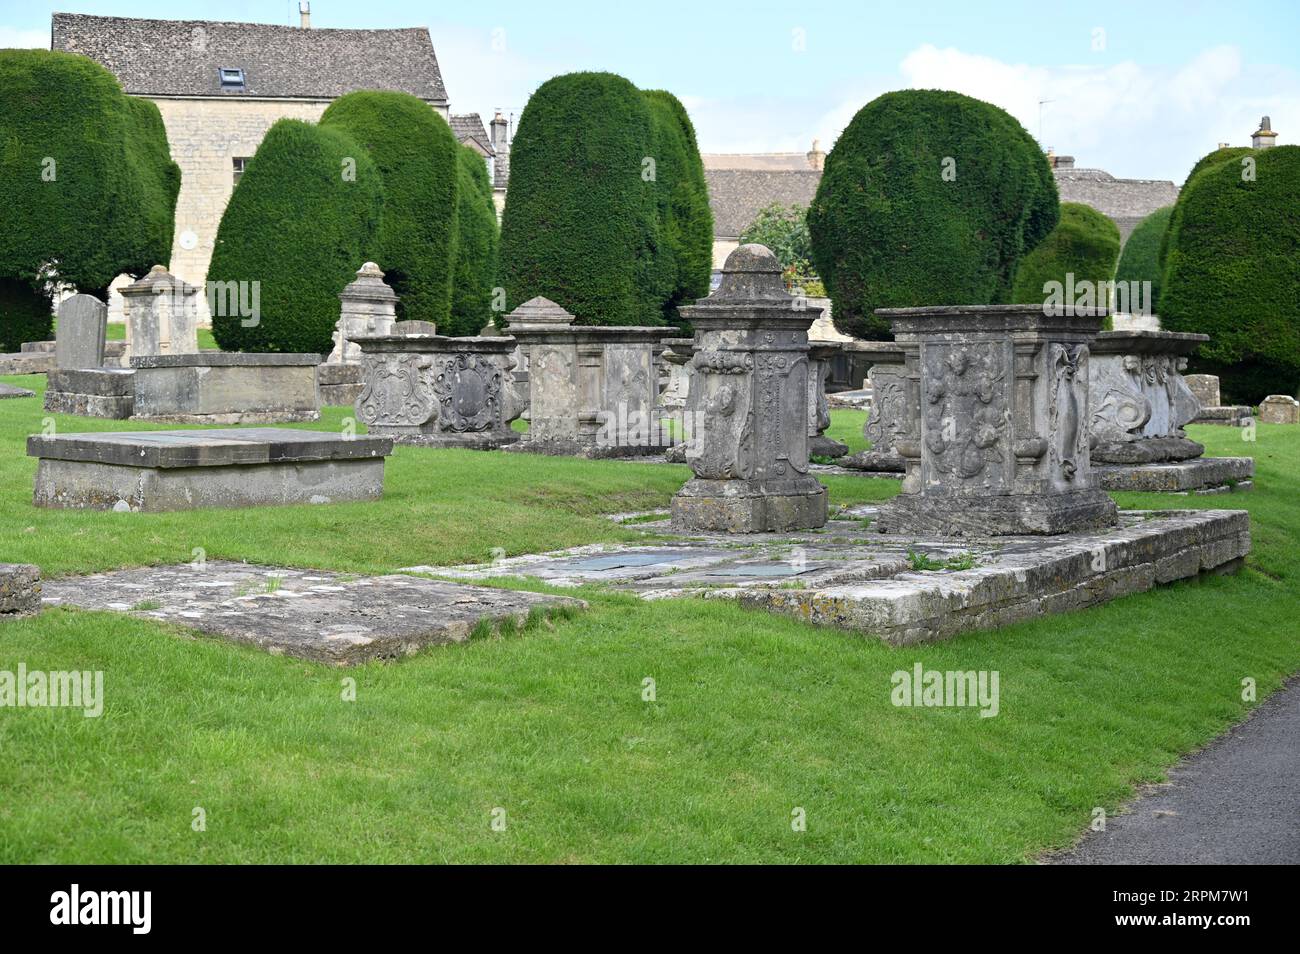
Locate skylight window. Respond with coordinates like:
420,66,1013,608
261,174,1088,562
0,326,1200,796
218,68,245,90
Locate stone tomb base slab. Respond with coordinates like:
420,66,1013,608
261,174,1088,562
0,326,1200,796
28,428,392,512
0,382,35,400
40,562,585,665
43,368,135,419
419,506,1249,646
671,477,829,533
1096,457,1255,494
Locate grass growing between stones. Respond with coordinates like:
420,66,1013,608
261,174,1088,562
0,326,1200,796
0,376,1295,863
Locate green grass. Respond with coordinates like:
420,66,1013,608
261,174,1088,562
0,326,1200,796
0,375,1296,863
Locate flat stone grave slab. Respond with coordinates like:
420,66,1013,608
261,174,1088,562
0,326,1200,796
40,562,585,665
408,505,1250,646
1096,457,1254,494
28,428,392,512
0,382,35,399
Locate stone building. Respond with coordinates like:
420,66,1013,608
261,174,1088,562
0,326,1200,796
1047,152,1179,243
702,143,825,270
51,10,482,316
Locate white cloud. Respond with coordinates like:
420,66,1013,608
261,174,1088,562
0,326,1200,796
809,44,1300,182
0,27,48,49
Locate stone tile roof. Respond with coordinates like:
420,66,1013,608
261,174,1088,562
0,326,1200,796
702,153,815,171
1054,167,1179,242
450,113,493,155
51,12,447,102
706,169,822,239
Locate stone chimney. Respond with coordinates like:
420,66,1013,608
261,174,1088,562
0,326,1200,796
299,2,311,29
1251,116,1277,149
806,138,826,171
490,110,510,191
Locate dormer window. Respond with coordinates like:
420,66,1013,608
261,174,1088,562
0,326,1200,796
218,68,245,90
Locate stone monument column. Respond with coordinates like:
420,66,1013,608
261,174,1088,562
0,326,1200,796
874,304,1117,536
670,244,828,532
121,265,200,359
807,342,848,458
329,262,398,364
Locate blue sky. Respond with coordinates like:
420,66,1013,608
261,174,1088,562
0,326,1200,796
3,0,1298,181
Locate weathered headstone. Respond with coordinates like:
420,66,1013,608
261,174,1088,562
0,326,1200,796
1185,373,1220,408
54,294,107,369
670,244,828,532
874,304,1118,536
122,265,200,358
1260,394,1300,424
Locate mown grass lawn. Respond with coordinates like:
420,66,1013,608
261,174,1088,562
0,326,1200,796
0,372,1296,863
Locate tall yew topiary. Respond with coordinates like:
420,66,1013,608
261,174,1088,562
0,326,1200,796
1114,205,1172,313
208,119,383,355
448,144,500,336
643,89,713,323
1011,202,1120,303
808,90,1058,339
0,49,179,348
1160,145,1300,402
320,91,459,326
500,72,662,326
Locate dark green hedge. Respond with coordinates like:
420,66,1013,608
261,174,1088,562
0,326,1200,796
448,145,500,336
643,89,712,324
208,120,383,355
0,279,53,353
0,49,179,343
1160,145,1300,402
320,91,459,326
1011,202,1120,303
500,72,662,326
808,89,1059,339
1114,205,1172,313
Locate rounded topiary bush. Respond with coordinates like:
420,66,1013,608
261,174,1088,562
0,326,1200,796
1114,205,1172,314
208,119,383,355
500,72,662,326
320,91,459,326
1160,144,1300,402
448,145,500,336
0,279,53,353
643,89,713,323
0,49,179,341
1011,202,1120,304
808,89,1058,339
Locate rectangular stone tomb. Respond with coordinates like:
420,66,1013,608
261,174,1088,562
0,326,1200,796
40,562,584,665
352,334,520,448
28,428,392,512
131,352,321,423
316,362,363,406
43,368,135,419
420,505,1250,646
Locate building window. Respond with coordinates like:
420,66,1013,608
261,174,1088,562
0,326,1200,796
218,67,245,90
232,157,249,185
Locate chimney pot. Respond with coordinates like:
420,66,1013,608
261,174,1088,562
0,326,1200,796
299,1,311,29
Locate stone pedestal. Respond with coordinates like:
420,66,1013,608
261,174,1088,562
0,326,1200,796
1260,395,1300,424
505,297,670,458
352,334,520,449
840,341,907,473
1089,331,1254,492
808,342,848,458
329,262,398,364
874,305,1118,536
131,353,321,423
670,244,828,533
121,266,199,360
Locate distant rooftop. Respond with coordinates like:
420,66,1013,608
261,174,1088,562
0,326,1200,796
50,12,448,102
706,169,822,240
450,113,493,155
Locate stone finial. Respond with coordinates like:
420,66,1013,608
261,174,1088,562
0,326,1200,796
339,262,397,303
503,296,574,331
1252,116,1278,149
120,264,198,297
704,243,792,305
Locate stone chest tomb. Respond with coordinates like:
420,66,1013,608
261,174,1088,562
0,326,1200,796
874,305,1118,536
